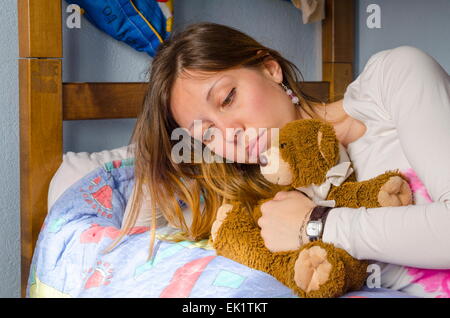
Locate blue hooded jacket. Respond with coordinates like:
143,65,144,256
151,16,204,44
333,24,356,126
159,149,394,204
65,0,173,57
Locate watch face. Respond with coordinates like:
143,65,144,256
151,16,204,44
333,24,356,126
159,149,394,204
306,221,323,237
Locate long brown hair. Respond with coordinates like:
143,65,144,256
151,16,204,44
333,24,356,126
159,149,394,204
103,22,346,260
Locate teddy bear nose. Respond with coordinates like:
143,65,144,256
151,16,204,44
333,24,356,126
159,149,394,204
259,155,268,167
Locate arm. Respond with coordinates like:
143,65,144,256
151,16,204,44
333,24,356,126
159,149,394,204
322,46,450,269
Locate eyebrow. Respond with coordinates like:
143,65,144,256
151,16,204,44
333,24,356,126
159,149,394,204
187,75,228,132
206,75,226,102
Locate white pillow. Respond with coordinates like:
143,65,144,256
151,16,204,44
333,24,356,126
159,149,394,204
48,145,192,229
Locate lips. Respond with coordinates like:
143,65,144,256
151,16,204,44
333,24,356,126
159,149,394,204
247,130,268,160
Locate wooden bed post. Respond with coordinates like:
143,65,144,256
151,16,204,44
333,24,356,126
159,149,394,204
18,0,63,297
322,0,355,102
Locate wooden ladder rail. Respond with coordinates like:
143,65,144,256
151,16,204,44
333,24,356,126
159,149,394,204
322,0,355,102
18,0,63,298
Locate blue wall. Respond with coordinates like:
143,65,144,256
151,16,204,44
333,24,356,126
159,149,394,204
0,0,20,298
355,0,449,76
1,0,449,297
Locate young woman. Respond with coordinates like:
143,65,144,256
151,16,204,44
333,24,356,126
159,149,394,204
117,22,450,297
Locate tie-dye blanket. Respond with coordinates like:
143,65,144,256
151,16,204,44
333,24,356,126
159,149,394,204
27,158,416,298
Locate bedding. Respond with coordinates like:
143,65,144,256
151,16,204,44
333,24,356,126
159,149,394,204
27,157,417,298
48,145,155,228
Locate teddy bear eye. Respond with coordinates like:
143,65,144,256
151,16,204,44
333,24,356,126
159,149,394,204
280,143,287,149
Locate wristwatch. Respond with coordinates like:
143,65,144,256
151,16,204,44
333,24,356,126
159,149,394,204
305,206,333,241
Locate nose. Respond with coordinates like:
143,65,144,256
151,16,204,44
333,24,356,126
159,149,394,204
212,113,245,144
224,126,244,144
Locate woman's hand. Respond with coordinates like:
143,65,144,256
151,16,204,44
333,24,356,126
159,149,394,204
258,190,316,252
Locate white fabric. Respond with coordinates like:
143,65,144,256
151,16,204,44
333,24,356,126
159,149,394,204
296,143,354,207
321,46,450,297
291,0,325,24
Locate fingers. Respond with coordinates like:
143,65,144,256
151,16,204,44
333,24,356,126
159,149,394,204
273,191,289,201
261,191,302,216
273,190,307,201
273,190,300,201
259,200,273,217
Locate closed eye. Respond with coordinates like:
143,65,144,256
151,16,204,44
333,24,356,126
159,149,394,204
222,88,236,107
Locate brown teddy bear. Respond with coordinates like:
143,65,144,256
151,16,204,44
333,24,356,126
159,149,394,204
210,118,413,298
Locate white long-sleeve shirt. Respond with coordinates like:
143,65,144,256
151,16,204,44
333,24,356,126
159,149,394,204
321,46,450,297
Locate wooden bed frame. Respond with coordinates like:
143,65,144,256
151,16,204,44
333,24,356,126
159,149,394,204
18,0,355,297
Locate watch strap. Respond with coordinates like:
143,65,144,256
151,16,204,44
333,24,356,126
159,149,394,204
308,206,333,240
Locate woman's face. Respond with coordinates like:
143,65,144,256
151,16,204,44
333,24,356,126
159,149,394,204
170,59,300,164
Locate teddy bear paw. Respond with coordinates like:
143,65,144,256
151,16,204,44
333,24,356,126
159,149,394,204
378,176,413,207
211,204,234,242
294,246,333,293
